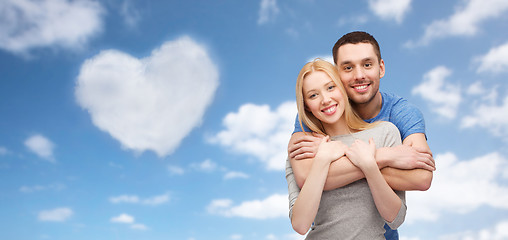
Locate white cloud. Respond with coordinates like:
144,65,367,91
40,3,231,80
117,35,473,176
337,15,369,27
306,56,334,65
110,213,134,224
406,0,508,47
111,213,149,230
258,0,279,25
109,195,139,204
0,146,8,155
207,194,287,219
461,95,508,139
191,159,218,172
24,134,56,162
0,0,104,55
141,193,170,205
120,0,141,28
109,193,169,206
368,0,412,24
438,220,508,240
224,171,249,180
475,41,508,74
38,207,73,222
412,66,461,119
230,234,243,240
75,36,219,157
19,183,65,193
406,152,508,223
208,101,296,171
168,165,185,175
130,223,148,230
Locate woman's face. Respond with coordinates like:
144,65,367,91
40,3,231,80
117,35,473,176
302,71,345,126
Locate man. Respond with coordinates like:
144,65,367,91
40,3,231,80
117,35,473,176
286,31,435,239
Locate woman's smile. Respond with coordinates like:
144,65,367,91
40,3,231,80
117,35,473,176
322,104,337,115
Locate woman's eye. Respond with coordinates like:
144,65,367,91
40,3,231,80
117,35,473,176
328,85,335,90
309,93,317,99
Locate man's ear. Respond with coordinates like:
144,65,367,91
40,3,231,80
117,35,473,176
379,59,385,78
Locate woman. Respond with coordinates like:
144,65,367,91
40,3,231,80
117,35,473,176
289,59,406,239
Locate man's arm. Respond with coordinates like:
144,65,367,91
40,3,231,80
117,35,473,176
379,133,434,191
289,132,434,191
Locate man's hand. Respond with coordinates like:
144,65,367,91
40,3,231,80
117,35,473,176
288,132,325,160
377,145,435,171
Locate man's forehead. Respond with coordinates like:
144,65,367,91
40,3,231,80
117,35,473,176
336,43,377,63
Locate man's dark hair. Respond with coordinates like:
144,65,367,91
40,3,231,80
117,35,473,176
332,31,382,65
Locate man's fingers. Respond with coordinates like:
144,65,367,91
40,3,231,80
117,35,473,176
294,152,315,160
289,146,316,159
417,162,436,171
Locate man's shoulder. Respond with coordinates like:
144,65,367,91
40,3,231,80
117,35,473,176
381,91,418,112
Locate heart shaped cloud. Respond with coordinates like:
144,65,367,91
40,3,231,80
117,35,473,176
75,36,219,156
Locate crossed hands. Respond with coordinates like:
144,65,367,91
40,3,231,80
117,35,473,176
288,132,435,171
313,135,378,171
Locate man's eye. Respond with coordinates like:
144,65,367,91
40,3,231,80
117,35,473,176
365,63,372,68
344,66,352,71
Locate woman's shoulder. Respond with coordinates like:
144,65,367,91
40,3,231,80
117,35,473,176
371,121,401,137
374,121,402,146
375,121,398,130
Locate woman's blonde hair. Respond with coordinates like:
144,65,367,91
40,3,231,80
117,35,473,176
296,59,374,135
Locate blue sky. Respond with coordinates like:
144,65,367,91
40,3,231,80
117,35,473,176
1,0,508,239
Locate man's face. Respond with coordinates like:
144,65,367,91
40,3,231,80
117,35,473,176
335,43,385,105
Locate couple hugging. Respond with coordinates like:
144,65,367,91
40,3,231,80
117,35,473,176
285,31,435,240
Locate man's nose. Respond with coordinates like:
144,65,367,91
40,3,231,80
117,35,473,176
354,67,366,80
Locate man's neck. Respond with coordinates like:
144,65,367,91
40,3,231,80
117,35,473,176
352,92,382,120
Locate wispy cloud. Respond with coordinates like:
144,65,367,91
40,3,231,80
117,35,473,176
461,94,508,140
406,152,508,223
208,101,295,171
110,213,148,230
191,159,218,172
38,207,73,222
0,0,104,56
120,0,141,28
75,36,219,157
412,66,461,119
368,0,412,24
405,0,508,47
224,171,249,180
475,41,508,74
111,213,134,223
438,219,508,240
109,193,170,206
167,165,185,175
0,146,8,155
19,183,65,193
258,0,279,25
24,134,56,162
207,194,287,219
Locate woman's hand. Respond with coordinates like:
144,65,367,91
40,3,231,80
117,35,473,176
314,136,347,164
345,138,377,171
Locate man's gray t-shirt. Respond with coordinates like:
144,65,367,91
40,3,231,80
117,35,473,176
286,122,406,239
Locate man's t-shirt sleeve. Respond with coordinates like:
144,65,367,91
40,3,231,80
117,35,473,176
391,99,426,140
293,114,311,134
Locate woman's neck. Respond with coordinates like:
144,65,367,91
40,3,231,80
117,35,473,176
322,117,351,136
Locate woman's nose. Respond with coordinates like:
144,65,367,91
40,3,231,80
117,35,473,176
321,94,332,104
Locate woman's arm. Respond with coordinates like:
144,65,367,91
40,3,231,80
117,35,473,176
290,138,346,235
346,139,402,223
289,132,434,191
